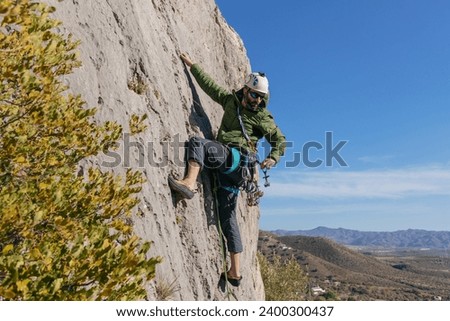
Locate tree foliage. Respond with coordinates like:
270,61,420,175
258,253,309,301
0,0,161,300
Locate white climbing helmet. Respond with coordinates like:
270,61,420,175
245,72,269,95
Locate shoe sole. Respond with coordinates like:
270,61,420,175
168,176,195,199
220,272,242,287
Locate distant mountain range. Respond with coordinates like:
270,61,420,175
272,226,450,249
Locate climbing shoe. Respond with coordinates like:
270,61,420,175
220,272,242,287
168,176,195,199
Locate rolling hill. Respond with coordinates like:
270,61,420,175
258,231,450,300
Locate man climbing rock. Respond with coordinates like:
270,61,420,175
169,52,286,287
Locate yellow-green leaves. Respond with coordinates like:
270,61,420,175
129,114,148,134
258,253,309,301
2,245,14,255
0,0,161,300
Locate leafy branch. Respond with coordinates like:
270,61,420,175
0,0,160,300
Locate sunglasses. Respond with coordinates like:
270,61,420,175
248,91,264,99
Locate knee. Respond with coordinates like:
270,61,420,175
188,136,201,147
190,136,208,144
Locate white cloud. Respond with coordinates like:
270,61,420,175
358,155,395,164
261,201,437,217
267,165,450,199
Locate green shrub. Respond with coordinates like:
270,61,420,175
0,0,161,300
258,252,308,301
323,291,338,300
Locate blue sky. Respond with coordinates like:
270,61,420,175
215,0,450,232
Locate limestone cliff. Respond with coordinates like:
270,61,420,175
46,0,264,300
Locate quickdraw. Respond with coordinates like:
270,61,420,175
262,167,270,187
245,166,270,207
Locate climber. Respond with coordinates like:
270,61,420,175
169,52,286,287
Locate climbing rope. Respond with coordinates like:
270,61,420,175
211,165,271,298
211,173,237,301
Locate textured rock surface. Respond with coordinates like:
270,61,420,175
46,0,264,300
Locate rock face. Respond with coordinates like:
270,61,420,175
46,0,264,300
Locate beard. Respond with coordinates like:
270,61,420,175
244,96,259,111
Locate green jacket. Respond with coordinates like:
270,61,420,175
190,64,286,163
